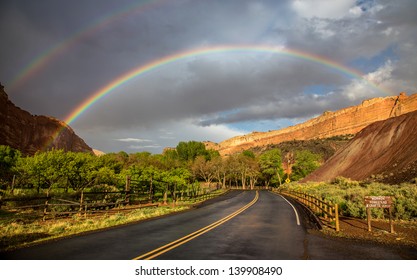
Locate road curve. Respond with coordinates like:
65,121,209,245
1,190,416,260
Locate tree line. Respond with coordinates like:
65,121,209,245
0,142,321,198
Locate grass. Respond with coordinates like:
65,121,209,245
0,189,227,252
0,206,188,252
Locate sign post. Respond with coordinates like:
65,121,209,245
364,196,394,233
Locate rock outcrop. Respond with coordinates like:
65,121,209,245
214,92,417,155
0,84,93,155
303,110,417,184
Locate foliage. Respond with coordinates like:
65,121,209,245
0,145,21,189
291,150,322,181
176,141,209,162
283,179,417,220
2,141,329,200
258,149,284,187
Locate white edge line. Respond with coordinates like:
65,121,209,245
278,194,301,226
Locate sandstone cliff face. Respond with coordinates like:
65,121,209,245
303,110,417,184
0,84,93,155
215,93,417,155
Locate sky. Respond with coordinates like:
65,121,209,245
1,0,416,154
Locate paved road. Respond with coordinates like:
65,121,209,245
1,190,416,260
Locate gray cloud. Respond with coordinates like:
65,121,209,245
1,0,416,153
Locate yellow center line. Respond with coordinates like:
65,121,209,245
133,191,259,260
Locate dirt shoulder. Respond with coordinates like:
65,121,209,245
321,216,417,249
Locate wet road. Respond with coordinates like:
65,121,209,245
1,190,416,260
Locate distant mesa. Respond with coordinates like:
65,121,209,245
93,149,106,156
212,92,417,156
0,83,93,155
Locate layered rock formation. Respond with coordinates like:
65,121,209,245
214,92,417,155
303,110,417,184
0,84,93,155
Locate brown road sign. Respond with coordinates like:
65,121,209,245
364,196,392,208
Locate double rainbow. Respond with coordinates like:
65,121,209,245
44,44,393,151
8,0,168,91
64,44,393,125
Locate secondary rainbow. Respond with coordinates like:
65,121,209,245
8,0,167,91
64,44,393,125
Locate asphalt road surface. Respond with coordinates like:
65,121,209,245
1,190,416,260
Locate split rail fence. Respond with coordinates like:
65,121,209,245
0,182,223,221
0,190,157,221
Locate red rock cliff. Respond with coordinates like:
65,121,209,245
0,84,93,155
303,110,417,183
215,92,417,155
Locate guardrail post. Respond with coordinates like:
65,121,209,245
329,205,333,221
335,204,340,232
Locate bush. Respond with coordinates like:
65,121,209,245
283,178,417,220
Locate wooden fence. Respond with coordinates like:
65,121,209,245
278,189,340,231
0,190,157,221
0,186,224,221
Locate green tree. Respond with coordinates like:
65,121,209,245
176,141,208,162
242,150,255,159
16,150,68,193
96,153,124,174
0,145,21,189
259,149,284,188
166,167,191,204
291,150,322,181
63,152,99,191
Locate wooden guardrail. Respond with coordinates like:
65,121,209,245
278,189,340,231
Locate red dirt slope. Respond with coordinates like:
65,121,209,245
303,110,417,184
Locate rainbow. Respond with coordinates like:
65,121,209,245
8,0,167,91
44,44,393,151
64,44,393,125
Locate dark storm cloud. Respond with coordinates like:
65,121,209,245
1,0,416,152
73,53,349,130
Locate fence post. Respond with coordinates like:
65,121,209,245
329,205,333,221
43,190,50,221
335,204,340,232
125,175,131,205
79,191,84,214
319,200,323,216
367,207,372,232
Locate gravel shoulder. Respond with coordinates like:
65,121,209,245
321,216,417,249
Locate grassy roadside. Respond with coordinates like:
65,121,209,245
0,190,227,252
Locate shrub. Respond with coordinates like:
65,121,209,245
284,179,417,220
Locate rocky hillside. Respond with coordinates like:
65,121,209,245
0,84,93,155
250,134,354,162
212,92,417,156
303,110,417,184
